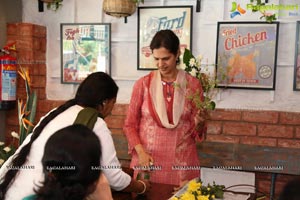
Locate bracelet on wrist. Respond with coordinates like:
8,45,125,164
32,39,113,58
137,180,147,195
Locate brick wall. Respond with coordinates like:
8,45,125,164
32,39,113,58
4,23,298,200
4,23,65,142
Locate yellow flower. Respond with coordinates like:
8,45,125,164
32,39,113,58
187,179,201,192
172,178,225,200
18,67,31,85
197,195,209,200
181,192,196,200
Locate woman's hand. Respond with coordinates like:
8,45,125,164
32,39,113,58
194,110,207,126
137,179,151,194
194,112,205,127
135,144,153,168
193,110,208,141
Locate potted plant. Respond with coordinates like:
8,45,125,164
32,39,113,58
41,0,63,11
102,0,144,22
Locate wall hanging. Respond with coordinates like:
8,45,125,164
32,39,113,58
38,0,63,12
215,21,279,90
60,23,111,84
294,21,300,91
137,6,193,70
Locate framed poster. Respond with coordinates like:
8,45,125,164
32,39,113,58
215,21,279,90
137,6,193,70
61,23,111,84
294,21,300,91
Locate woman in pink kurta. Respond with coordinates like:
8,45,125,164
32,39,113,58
123,30,204,186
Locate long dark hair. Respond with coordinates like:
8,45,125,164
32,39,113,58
0,72,118,199
35,124,101,200
149,29,180,64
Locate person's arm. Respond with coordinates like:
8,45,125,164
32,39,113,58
93,120,131,191
123,78,145,153
121,178,151,194
188,75,206,141
123,77,154,167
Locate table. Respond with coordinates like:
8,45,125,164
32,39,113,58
112,183,258,200
197,142,300,200
112,183,175,200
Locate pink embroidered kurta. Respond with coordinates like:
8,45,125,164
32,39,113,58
123,69,203,186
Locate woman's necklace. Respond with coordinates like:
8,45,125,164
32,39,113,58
161,69,177,102
162,81,174,102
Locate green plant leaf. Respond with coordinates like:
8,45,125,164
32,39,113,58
208,101,216,110
183,48,195,67
26,90,37,135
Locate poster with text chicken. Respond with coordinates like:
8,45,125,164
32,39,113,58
216,22,279,90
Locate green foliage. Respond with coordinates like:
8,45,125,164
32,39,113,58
249,0,277,23
183,48,221,112
46,0,63,11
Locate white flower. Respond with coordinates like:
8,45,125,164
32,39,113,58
11,131,20,139
0,141,4,146
190,68,197,77
189,58,197,67
3,146,11,153
197,54,203,62
0,159,5,166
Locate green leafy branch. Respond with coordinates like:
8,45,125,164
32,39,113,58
249,0,277,23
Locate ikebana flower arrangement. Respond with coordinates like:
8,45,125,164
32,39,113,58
0,65,37,167
170,179,225,200
183,48,225,113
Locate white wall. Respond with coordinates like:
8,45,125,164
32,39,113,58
22,0,300,112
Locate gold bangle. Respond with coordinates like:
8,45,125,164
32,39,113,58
137,180,147,194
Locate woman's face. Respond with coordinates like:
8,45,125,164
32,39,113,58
100,97,116,118
152,47,179,77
